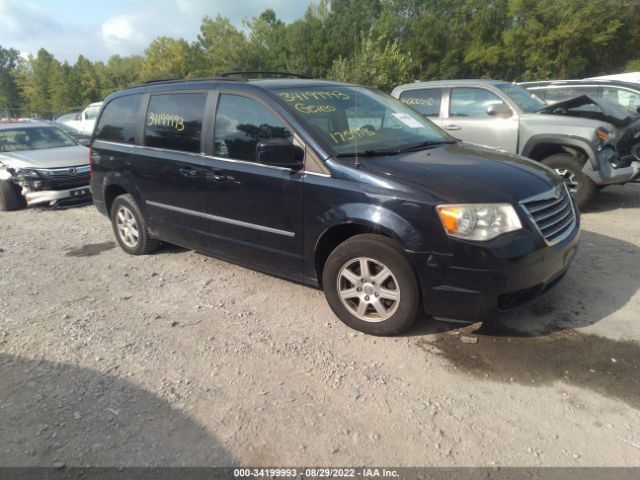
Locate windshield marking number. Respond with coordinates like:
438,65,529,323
330,127,376,144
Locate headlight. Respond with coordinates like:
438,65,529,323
436,204,522,241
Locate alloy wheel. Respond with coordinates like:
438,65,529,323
116,205,139,248
337,257,400,322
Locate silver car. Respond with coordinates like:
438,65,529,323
391,80,640,208
0,121,91,211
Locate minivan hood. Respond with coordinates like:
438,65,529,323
358,142,560,204
537,95,635,128
0,145,89,169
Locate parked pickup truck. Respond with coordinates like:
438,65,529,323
392,80,640,208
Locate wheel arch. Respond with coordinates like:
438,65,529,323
521,135,597,169
312,204,424,286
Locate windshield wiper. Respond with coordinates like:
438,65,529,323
396,139,458,153
336,149,399,158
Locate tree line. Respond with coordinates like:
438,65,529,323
1,0,639,116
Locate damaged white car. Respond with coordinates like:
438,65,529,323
0,122,91,211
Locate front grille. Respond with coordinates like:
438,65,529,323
617,124,640,162
38,173,90,190
25,166,90,191
520,184,576,245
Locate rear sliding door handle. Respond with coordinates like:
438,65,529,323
444,124,461,131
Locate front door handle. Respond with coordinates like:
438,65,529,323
206,171,234,182
444,124,461,131
179,167,197,177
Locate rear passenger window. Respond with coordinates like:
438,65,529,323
214,94,291,162
95,94,142,144
144,93,206,153
398,89,442,117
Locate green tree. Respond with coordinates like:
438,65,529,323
73,55,102,105
49,61,81,112
283,3,333,77
198,15,248,74
140,37,202,80
328,33,413,90
0,45,22,109
96,55,145,98
505,0,630,80
244,9,288,71
19,48,58,112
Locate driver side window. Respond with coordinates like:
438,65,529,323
450,88,502,117
214,94,292,163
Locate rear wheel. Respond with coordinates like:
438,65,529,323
542,153,595,209
0,180,26,212
322,234,420,335
110,194,159,255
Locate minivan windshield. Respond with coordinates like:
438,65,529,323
273,86,455,156
495,83,546,113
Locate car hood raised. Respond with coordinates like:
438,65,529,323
0,145,89,169
537,95,636,128
358,142,560,204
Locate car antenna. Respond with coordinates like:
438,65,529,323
354,91,360,168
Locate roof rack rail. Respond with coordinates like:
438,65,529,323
218,71,311,79
143,76,184,85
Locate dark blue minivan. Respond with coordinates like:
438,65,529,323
89,75,580,335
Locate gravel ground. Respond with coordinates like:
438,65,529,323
1,184,639,467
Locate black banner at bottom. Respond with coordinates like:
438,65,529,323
0,467,638,480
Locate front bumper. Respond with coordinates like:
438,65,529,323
410,221,581,320
24,185,91,206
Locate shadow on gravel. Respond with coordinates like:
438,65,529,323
411,229,639,338
490,230,640,336
413,226,640,410
418,328,640,410
582,183,640,213
65,242,115,257
0,354,235,466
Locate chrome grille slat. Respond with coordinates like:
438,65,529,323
538,204,573,231
524,194,566,213
520,184,576,246
544,212,575,239
535,199,571,223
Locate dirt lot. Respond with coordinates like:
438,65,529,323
1,184,639,467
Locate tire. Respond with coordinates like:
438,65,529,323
110,194,159,255
0,180,26,212
541,153,596,209
322,234,420,336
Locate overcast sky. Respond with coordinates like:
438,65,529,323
0,0,313,62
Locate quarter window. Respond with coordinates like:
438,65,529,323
144,93,206,153
95,94,142,144
602,87,640,112
450,88,503,117
398,89,443,117
544,86,598,103
214,94,291,162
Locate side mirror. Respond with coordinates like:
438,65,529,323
77,138,91,147
487,102,512,117
256,138,304,169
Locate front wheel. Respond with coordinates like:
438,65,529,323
0,180,26,212
322,234,420,336
541,153,595,209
